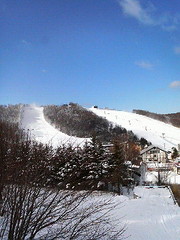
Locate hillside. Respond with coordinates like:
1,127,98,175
43,103,137,144
1,104,180,150
133,109,180,128
90,107,180,151
0,104,22,123
20,104,87,147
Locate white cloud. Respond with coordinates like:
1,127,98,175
174,46,180,54
169,81,180,88
118,0,180,31
135,61,153,70
21,39,31,45
41,69,47,73
118,0,154,25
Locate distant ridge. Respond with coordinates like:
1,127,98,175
133,110,180,128
43,103,137,144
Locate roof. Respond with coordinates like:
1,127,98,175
140,145,167,155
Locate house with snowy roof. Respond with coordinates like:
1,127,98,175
140,145,168,163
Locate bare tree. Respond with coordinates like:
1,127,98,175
0,184,126,240
0,121,126,239
0,120,25,216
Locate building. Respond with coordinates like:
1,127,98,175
140,145,168,163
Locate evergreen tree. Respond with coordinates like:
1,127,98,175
88,136,108,188
108,141,128,195
171,147,179,159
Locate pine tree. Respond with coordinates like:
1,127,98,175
108,141,128,195
78,136,108,190
171,147,179,159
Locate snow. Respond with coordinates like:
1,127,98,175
79,186,180,240
144,171,180,184
89,107,180,151
145,171,159,184
167,172,180,184
112,186,180,240
20,105,180,150
20,105,89,147
1,187,179,240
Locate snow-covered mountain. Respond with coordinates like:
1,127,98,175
20,105,88,147
89,107,180,151
20,104,180,150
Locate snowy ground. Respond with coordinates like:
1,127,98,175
1,187,179,240
89,107,180,151
145,170,180,184
114,186,180,240
20,105,89,147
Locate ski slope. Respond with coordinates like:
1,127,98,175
90,107,180,151
20,105,88,147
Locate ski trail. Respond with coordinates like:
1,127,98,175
20,105,89,147
89,108,180,150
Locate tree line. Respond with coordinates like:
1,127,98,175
133,109,180,128
0,104,22,123
0,120,140,196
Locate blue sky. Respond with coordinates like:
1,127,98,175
0,0,180,113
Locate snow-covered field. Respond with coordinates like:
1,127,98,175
117,186,180,240
90,107,180,151
20,105,88,147
1,186,179,240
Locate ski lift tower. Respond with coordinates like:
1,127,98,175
162,133,165,150
162,133,168,162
